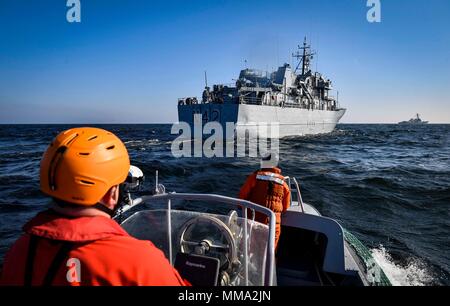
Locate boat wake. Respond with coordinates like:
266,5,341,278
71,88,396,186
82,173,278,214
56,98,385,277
371,246,433,286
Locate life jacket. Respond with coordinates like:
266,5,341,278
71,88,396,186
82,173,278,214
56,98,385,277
0,210,185,286
239,168,291,249
240,168,290,225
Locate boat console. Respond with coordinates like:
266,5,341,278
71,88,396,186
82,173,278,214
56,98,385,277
120,193,277,286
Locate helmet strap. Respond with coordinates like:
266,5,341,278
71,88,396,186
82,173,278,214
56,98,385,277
92,203,116,217
94,184,128,219
52,198,117,218
112,184,128,222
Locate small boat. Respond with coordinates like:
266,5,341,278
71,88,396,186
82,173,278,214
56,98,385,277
117,171,392,286
399,113,428,125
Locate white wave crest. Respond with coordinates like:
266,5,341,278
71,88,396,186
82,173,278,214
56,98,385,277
371,246,433,286
124,139,160,145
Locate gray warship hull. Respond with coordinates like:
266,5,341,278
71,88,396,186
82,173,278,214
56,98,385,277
178,103,346,138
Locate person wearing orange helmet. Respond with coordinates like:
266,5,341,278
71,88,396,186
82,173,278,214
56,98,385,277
0,127,185,286
239,152,291,250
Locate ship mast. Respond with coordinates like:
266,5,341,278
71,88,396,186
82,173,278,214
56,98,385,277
292,37,316,75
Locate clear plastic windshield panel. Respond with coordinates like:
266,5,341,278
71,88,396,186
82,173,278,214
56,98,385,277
121,209,270,286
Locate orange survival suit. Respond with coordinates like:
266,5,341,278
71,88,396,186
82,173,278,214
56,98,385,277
239,167,291,249
0,209,186,286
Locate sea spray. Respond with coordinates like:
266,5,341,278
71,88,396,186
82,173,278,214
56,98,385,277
371,246,433,286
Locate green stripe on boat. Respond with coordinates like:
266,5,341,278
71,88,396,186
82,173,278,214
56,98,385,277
343,229,392,286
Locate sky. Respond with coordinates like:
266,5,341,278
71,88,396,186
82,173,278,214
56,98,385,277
0,0,449,124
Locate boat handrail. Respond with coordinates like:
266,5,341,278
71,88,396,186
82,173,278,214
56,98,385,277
285,176,305,213
292,178,306,213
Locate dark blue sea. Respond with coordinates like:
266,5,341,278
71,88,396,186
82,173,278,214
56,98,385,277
0,124,449,285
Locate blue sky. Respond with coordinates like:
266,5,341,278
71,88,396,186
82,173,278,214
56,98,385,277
0,0,449,123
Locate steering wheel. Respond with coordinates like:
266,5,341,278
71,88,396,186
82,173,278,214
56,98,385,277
179,215,237,269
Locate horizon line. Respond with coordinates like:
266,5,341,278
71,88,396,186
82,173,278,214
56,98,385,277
0,122,449,125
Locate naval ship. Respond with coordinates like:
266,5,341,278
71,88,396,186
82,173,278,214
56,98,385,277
398,113,429,125
178,38,346,138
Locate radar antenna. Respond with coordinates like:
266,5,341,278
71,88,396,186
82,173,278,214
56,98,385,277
292,37,316,75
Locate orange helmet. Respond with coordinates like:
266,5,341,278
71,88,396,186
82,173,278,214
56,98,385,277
40,127,130,206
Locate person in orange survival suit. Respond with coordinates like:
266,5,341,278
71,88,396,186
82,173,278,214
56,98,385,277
239,153,291,250
0,127,186,286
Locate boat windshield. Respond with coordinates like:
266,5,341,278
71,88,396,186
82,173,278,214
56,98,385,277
120,193,276,286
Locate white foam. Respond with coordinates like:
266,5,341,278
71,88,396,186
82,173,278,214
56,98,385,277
124,139,160,145
371,246,433,286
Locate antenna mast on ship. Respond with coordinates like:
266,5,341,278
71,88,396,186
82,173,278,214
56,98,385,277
292,37,316,75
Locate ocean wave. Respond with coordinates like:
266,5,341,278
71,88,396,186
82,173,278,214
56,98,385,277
372,246,435,286
0,201,36,213
361,176,396,188
124,139,161,147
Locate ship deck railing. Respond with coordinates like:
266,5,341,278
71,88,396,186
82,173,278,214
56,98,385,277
178,97,200,105
239,96,262,105
179,97,339,111
215,82,236,88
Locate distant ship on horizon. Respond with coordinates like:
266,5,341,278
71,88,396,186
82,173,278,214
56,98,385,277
398,113,428,125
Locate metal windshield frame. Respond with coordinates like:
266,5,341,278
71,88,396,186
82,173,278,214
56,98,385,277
136,192,277,286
